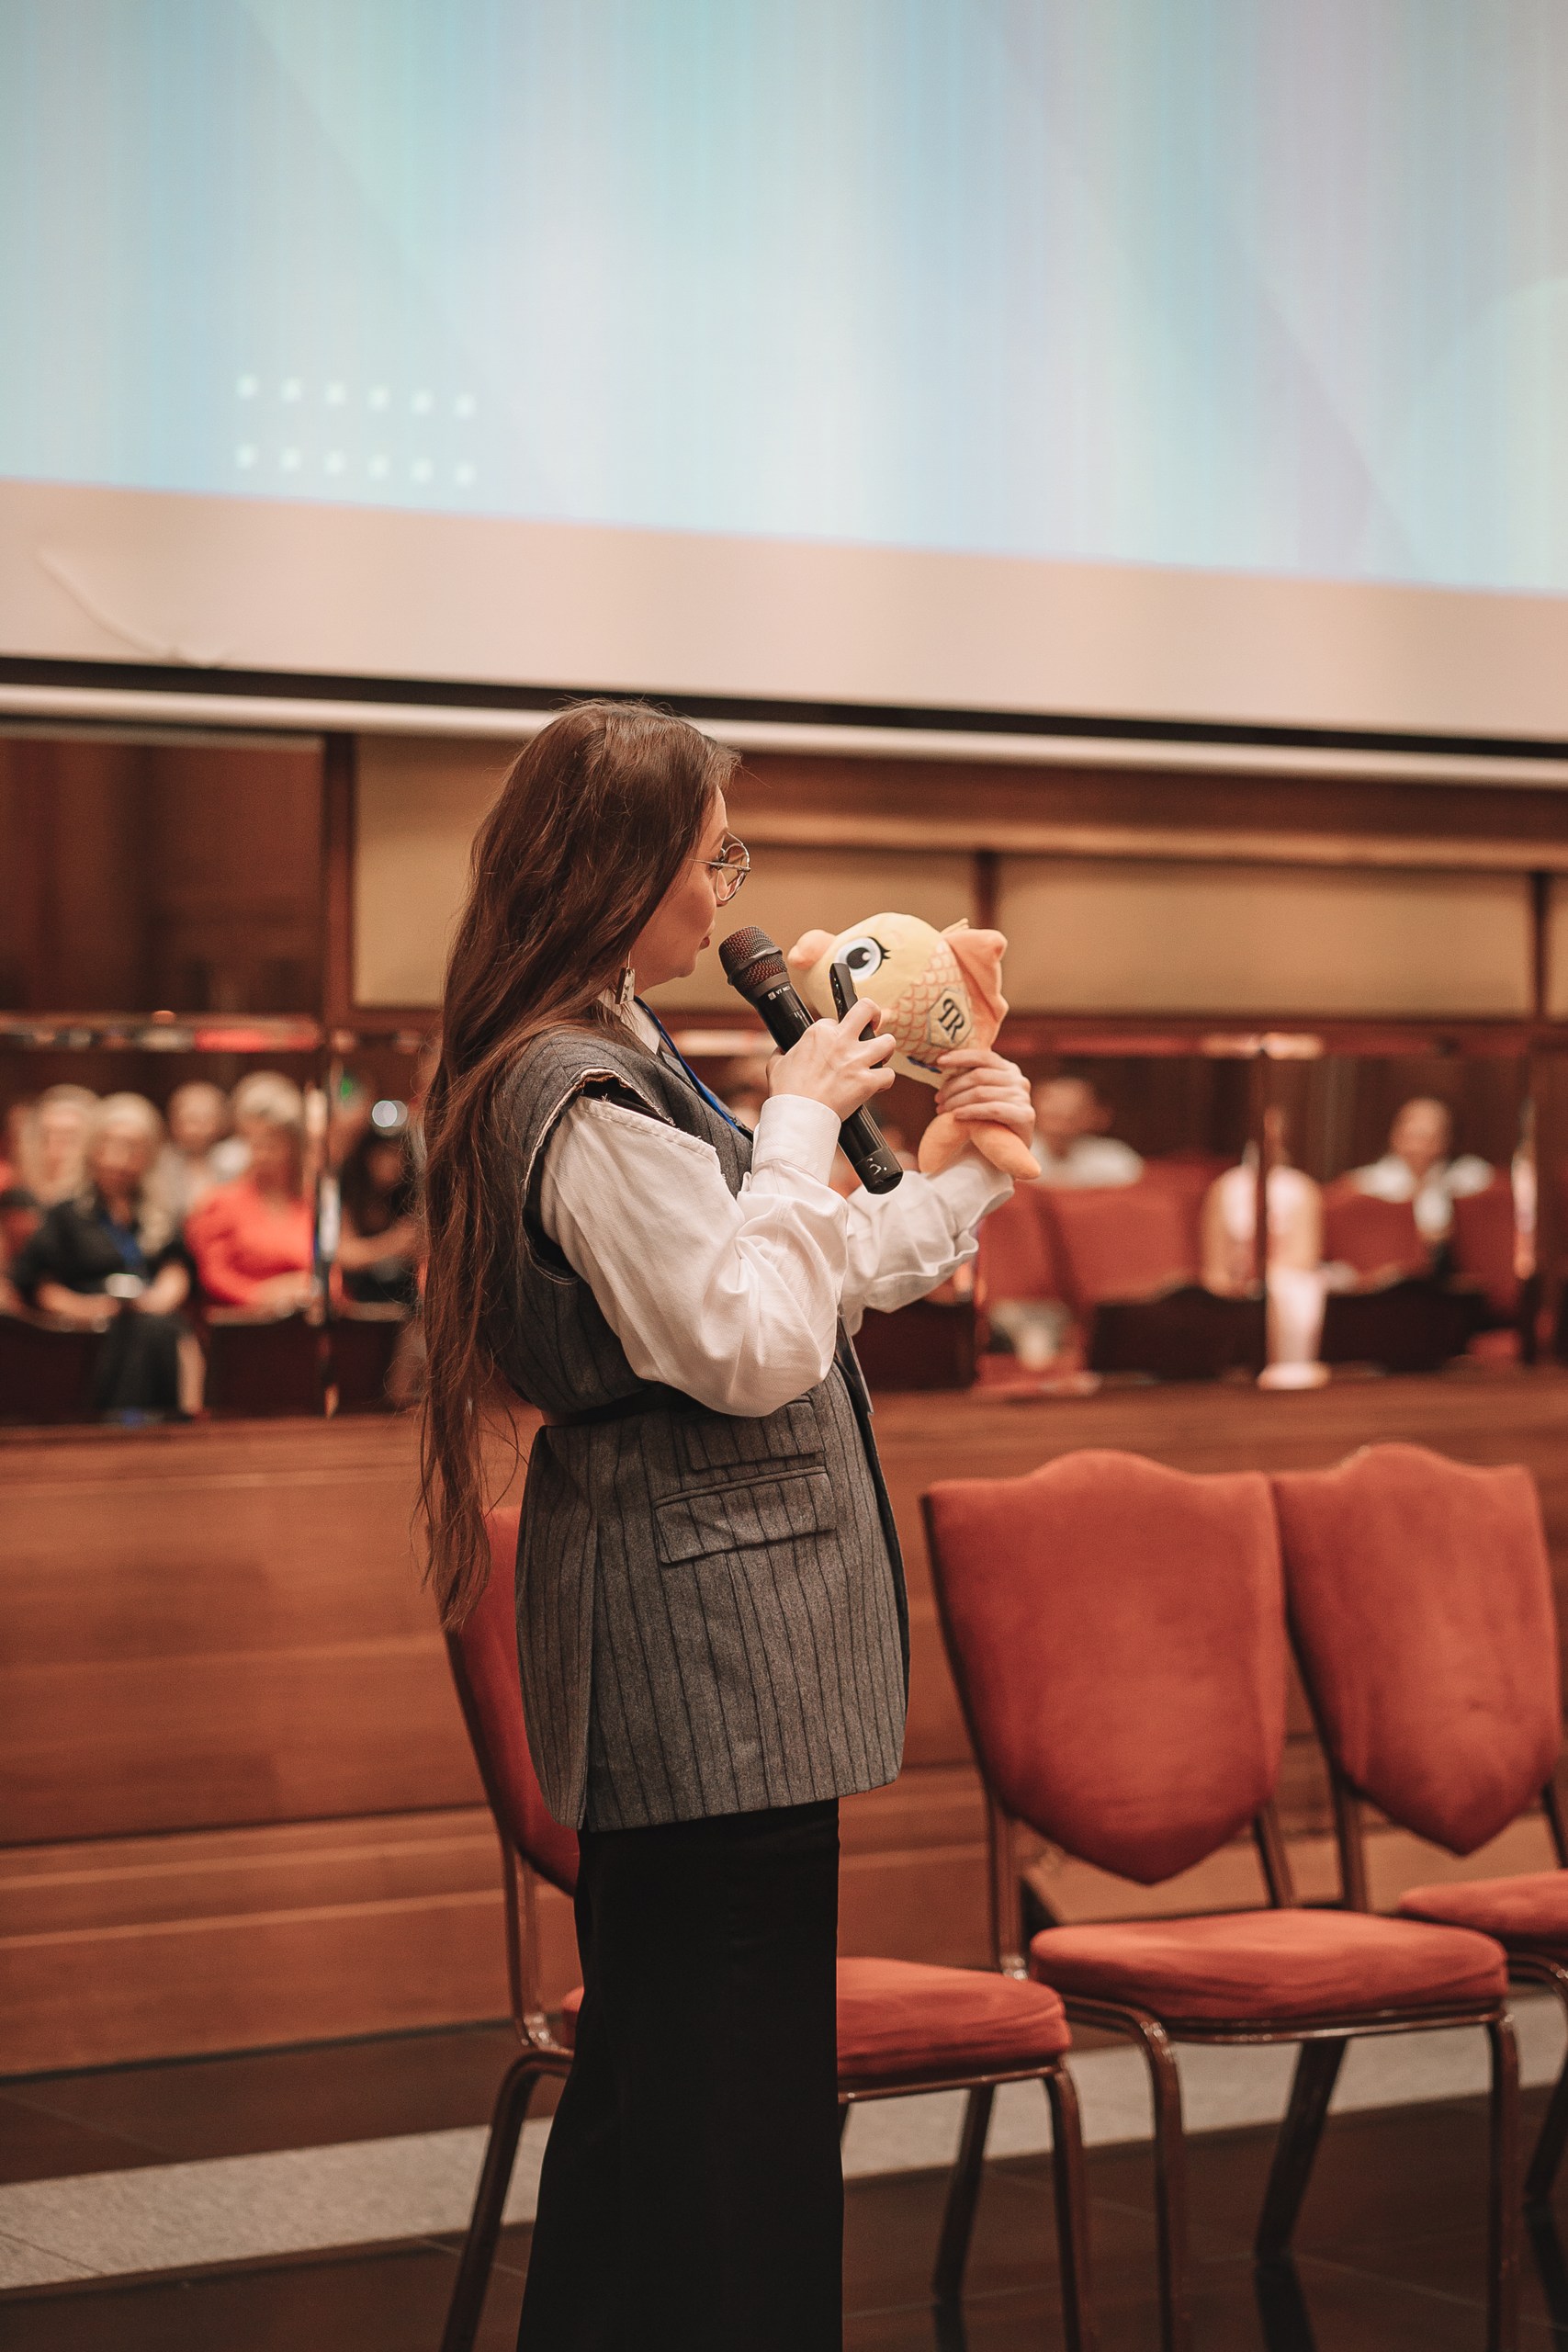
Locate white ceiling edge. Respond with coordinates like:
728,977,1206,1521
5,681,1568,790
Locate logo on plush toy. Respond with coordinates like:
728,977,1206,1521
786,913,1037,1181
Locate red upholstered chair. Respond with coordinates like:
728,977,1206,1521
1040,1181,1198,1313
924,1451,1518,2352
1275,1445,1567,2208
1450,1181,1522,1323
1139,1153,1229,1261
1321,1180,1429,1279
440,1507,1098,2352
976,1184,1066,1307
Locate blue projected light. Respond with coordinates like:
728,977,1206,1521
2,0,1567,594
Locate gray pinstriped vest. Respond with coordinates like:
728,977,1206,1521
492,1023,909,1831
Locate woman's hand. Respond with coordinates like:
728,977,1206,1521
768,1001,896,1122
137,1263,190,1316
252,1269,316,1314
934,1048,1035,1148
34,1281,114,1329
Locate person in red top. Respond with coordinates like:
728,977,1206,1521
186,1075,316,1310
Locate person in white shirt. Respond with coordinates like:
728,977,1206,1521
152,1080,231,1224
1201,1108,1325,1368
1031,1076,1143,1186
418,700,1032,2352
1349,1097,1492,1242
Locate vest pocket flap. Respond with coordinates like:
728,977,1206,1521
653,1465,836,1565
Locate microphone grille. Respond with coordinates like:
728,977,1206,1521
719,925,786,996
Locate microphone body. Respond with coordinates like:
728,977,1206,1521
720,929,904,1194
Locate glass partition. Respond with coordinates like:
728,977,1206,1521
0,1015,433,1425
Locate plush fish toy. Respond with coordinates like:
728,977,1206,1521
786,913,1038,1180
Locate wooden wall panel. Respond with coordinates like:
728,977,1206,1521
997,857,1533,1019
347,730,1568,1017
1,1421,475,1843
7,1374,1568,2071
0,732,321,1017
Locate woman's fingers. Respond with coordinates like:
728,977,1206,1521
933,1046,1033,1142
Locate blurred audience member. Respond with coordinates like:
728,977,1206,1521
329,1072,372,1168
186,1075,316,1312
9,1093,201,1416
17,1083,96,1205
1348,1097,1492,1241
336,1118,421,1307
0,1185,42,1308
154,1080,231,1222
1202,1107,1325,1368
0,1103,22,1195
1032,1078,1143,1187
209,1068,299,1184
1,1183,42,1261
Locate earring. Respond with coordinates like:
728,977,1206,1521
615,967,636,1015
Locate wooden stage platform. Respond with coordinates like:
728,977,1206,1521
6,1370,1568,2074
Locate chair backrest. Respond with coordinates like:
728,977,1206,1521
446,1505,580,1895
1140,1154,1228,1258
976,1187,1064,1304
1321,1182,1427,1278
924,1450,1284,1885
1040,1182,1198,1312
1274,1443,1559,1856
1449,1181,1518,1319
0,1313,99,1423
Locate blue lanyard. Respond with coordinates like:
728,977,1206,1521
97,1204,148,1278
637,1000,753,1137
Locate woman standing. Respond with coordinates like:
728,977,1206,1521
420,703,1032,2352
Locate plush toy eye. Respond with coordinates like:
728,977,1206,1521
839,935,885,981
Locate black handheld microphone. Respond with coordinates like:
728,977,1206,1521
720,926,904,1194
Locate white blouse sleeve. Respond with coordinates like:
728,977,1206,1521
839,1155,1013,1333
537,1089,1015,1408
536,1091,851,1418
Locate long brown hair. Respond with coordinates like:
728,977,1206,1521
419,698,738,1625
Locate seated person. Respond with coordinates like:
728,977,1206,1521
1348,1097,1492,1242
336,1120,421,1307
17,1083,96,1205
186,1077,317,1312
1032,1077,1143,1186
208,1067,302,1185
0,1184,42,1312
153,1080,232,1223
8,1093,201,1417
1201,1108,1325,1367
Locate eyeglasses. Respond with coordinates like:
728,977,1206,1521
703,834,750,905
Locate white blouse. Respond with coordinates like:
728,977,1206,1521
537,1016,1010,1419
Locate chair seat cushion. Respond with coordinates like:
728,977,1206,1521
1397,1871,1568,1953
1029,1907,1506,2023
558,1958,1070,2082
834,1956,1069,2085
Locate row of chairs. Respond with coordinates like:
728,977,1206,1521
979,1170,1521,1379
448,1443,1566,2351
0,1301,408,1422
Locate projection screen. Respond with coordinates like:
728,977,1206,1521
4,0,1568,744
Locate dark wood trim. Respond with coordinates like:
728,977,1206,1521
321,732,356,1029
12,649,1568,765
1534,871,1553,1023
973,848,999,932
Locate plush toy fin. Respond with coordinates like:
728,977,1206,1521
941,922,1010,1041
786,928,836,972
919,1110,1039,1182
